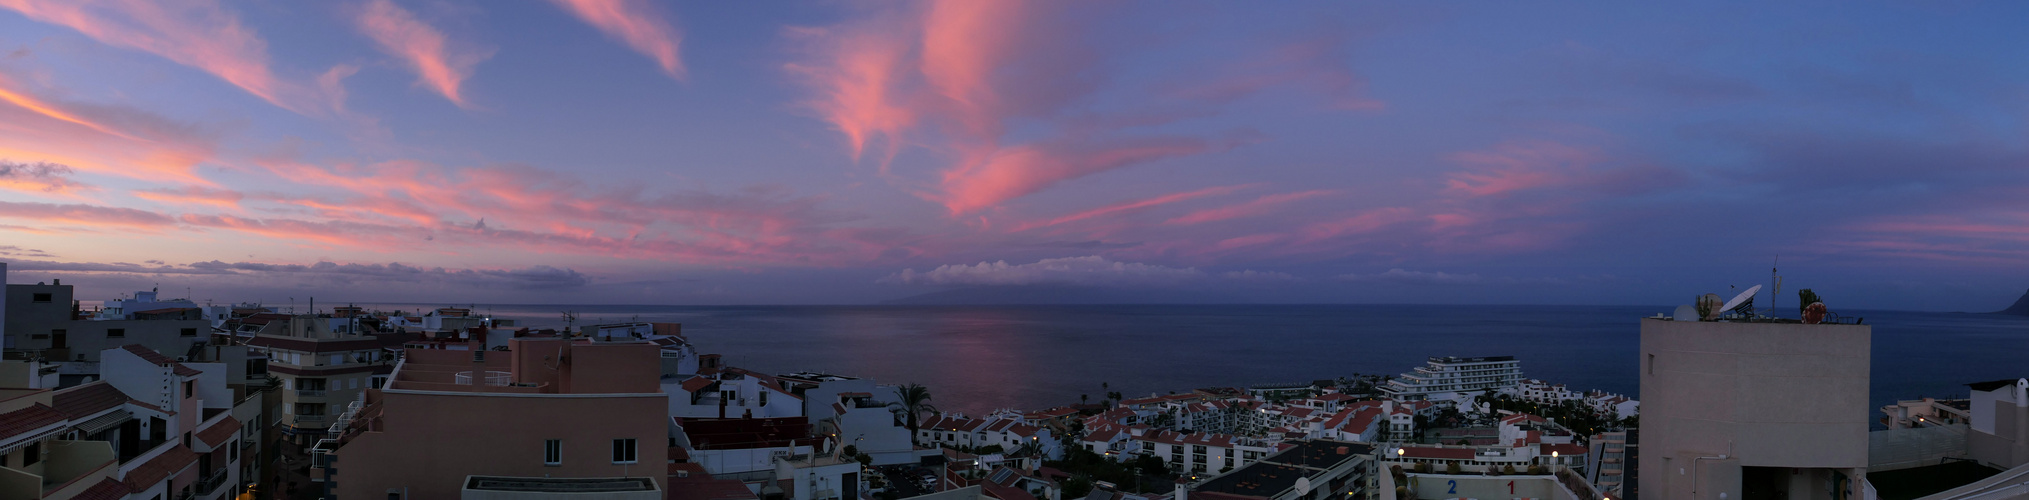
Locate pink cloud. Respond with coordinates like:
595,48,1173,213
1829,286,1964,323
1012,184,1258,232
782,21,918,164
551,0,685,79
353,0,492,108
1164,189,1338,226
940,136,1229,215
0,160,87,194
0,200,174,229
0,77,219,185
1442,141,1600,197
133,186,243,209
789,1,1292,214
0,0,345,115
242,158,869,265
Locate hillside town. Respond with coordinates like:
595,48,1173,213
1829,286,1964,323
2,265,2026,500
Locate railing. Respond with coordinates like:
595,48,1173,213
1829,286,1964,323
453,370,511,386
196,468,229,495
293,415,326,425
327,393,367,435
296,389,326,397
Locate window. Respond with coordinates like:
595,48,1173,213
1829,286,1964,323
184,381,194,398
180,328,197,337
331,354,344,366
348,378,358,390
106,328,125,338
371,377,387,389
611,438,638,464
246,359,268,376
31,293,51,303
22,442,39,466
759,389,768,407
1647,354,1655,375
544,439,562,465
230,440,240,462
30,333,47,340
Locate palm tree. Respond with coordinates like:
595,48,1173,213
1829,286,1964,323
1081,394,1090,405
892,383,937,447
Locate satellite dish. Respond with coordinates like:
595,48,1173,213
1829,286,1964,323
1673,305,1698,321
1721,285,1762,315
1293,477,1311,496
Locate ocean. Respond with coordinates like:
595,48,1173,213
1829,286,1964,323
353,303,2029,419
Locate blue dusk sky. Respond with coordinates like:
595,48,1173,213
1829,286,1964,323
0,1,2025,309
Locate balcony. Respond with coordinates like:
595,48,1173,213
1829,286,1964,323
293,415,327,426
0,440,118,499
195,468,229,496
296,389,327,398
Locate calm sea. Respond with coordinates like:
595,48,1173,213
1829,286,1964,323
351,304,2029,419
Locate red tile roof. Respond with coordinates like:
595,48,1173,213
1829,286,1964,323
124,445,198,492
0,403,66,441
118,345,202,377
681,377,718,393
52,382,129,419
197,416,242,447
70,477,130,500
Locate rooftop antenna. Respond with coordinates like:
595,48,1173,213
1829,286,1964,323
1770,256,1782,318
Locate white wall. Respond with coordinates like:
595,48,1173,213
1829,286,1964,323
187,362,231,408
103,348,171,410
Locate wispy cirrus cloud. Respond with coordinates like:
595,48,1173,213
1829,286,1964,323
132,186,244,209
1164,189,1338,226
789,0,1376,215
0,160,85,194
550,0,684,79
0,245,54,258
1012,184,1258,232
0,200,175,229
0,0,348,115
353,0,492,108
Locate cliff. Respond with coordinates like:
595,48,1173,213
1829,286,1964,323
1998,289,2029,315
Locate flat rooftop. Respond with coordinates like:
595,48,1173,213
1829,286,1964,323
462,476,659,493
1867,461,2003,500
1195,440,1370,499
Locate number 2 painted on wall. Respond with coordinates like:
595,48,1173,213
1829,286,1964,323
1447,480,1456,494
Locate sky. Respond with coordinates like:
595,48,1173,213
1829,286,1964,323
0,0,2026,310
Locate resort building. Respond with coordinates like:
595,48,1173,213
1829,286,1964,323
1586,429,1637,500
317,336,671,499
1638,317,1871,500
1379,356,1524,402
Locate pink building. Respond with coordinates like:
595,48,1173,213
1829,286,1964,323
320,336,669,499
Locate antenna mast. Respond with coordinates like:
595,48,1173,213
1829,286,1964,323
1771,255,1781,318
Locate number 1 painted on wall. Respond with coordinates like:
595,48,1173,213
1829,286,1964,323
1508,481,1514,494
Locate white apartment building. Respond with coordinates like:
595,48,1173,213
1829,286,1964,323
1381,356,1525,402
1131,430,1279,473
